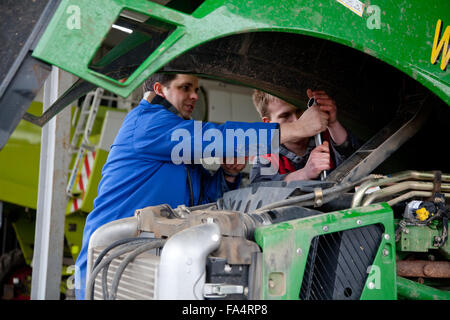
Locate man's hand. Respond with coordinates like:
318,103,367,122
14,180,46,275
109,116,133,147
297,103,329,137
307,89,337,125
280,101,328,144
307,88,348,145
284,141,331,181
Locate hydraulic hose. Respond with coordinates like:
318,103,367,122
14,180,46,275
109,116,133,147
351,171,450,208
108,239,166,300
86,238,159,300
254,174,378,212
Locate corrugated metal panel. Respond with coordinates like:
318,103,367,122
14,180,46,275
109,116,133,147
92,247,160,300
299,224,383,300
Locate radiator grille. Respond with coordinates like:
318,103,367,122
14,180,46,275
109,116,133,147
299,224,383,300
92,247,160,300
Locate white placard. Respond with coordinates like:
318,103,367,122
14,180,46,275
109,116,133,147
336,0,365,17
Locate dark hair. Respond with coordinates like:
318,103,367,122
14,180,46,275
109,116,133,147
142,73,177,94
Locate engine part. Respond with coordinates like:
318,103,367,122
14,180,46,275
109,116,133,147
86,237,165,300
157,221,221,300
351,170,450,208
361,181,450,206
397,276,450,300
86,216,139,285
255,202,396,300
299,223,383,300
396,260,450,278
90,244,160,300
204,257,247,299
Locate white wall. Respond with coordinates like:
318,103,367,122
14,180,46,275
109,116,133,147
199,79,261,124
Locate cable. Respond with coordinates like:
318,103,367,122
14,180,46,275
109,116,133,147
93,237,151,270
86,238,158,300
93,237,153,299
101,238,165,299
108,239,166,300
254,175,376,213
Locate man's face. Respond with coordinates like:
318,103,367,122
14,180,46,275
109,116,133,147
263,99,302,124
159,74,199,119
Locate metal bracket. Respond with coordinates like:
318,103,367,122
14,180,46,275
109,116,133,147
327,95,431,184
203,283,244,298
313,187,323,207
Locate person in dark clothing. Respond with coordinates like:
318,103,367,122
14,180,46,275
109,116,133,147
250,89,359,183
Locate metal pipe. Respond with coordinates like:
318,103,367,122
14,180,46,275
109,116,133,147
387,191,450,207
361,181,450,206
255,174,377,212
351,171,450,208
397,260,450,278
157,222,221,300
396,276,450,300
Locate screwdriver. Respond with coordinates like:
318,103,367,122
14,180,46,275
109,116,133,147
307,97,327,181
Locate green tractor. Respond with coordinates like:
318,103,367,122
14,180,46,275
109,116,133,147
0,0,449,300
0,88,135,298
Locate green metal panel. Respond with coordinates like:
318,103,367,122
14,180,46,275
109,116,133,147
254,202,397,300
80,148,108,213
64,212,87,261
397,276,450,300
0,102,42,209
397,222,450,258
11,213,37,265
33,0,449,104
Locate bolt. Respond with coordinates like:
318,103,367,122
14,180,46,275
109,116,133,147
268,279,275,289
357,219,362,225
296,248,303,256
368,282,375,290
384,234,390,241
323,226,329,232
382,249,389,256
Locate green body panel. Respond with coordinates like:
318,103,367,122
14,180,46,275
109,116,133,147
0,101,118,265
0,102,42,209
66,148,108,214
397,276,450,300
64,212,87,261
254,202,397,300
33,0,449,104
396,222,450,259
81,149,108,213
11,212,37,265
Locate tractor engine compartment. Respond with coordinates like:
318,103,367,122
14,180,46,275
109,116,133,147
86,170,450,300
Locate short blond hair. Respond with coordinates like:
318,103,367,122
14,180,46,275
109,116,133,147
252,90,283,119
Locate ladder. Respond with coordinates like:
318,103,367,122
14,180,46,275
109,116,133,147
66,87,104,197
